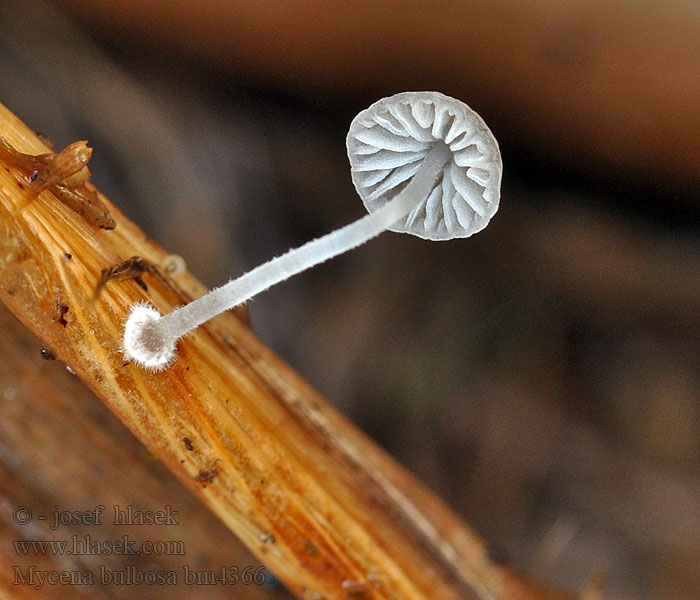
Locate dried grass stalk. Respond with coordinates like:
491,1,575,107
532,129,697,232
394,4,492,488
0,101,571,600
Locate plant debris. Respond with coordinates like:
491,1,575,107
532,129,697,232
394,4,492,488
94,256,156,299
54,292,69,327
40,347,56,360
0,137,116,229
195,466,219,486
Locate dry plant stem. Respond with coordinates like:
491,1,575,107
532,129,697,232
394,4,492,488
0,302,285,600
0,102,572,600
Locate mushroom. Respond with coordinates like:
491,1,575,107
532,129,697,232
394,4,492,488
123,91,502,370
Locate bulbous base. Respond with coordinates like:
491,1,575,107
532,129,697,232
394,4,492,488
122,303,177,371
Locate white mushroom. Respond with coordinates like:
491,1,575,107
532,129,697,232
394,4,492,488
123,91,502,371
348,91,501,240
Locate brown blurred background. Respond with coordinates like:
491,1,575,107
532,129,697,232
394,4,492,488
0,0,698,598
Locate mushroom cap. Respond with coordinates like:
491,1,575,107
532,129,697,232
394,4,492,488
346,91,502,240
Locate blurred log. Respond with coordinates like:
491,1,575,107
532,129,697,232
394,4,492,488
51,0,700,200
498,204,700,333
0,564,42,599
0,104,573,599
439,378,700,596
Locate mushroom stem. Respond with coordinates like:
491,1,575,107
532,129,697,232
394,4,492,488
130,141,450,355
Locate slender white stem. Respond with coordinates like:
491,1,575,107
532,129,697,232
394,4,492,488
124,141,450,368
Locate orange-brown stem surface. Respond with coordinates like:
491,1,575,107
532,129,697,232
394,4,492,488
0,102,571,600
